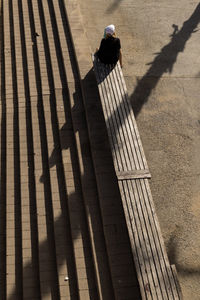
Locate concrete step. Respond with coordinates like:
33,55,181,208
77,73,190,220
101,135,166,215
1,0,116,299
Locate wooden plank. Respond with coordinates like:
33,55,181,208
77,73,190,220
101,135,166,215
115,62,148,170
94,59,122,170
94,57,130,171
142,179,180,299
129,179,164,299
171,265,183,300
135,179,170,300
116,169,151,180
114,64,145,169
117,110,157,300
116,62,148,169
118,181,151,300
101,65,134,170
123,180,157,299
93,58,123,170
98,62,129,171
109,64,143,170
114,63,146,169
104,63,135,170
95,59,132,172
105,64,139,171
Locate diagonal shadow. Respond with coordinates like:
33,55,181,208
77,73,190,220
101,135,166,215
106,0,123,14
167,234,200,277
131,3,200,116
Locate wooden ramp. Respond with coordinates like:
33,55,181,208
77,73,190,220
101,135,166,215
92,56,183,300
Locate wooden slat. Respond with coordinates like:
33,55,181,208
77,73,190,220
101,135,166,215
108,64,143,170
143,179,181,300
118,126,162,299
115,62,149,170
171,265,183,300
120,179,155,299
103,64,137,170
93,58,122,170
116,170,151,180
135,179,170,300
99,63,130,171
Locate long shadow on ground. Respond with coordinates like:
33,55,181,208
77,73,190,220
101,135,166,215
131,3,200,116
106,0,123,14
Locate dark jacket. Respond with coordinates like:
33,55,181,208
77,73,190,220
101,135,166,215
97,36,121,64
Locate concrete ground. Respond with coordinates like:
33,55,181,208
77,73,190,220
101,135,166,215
78,0,200,298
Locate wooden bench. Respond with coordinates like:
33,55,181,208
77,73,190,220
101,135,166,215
92,55,183,300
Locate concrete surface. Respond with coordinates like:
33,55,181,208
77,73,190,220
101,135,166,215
77,0,200,298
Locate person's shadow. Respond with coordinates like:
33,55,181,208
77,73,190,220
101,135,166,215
106,0,123,14
130,3,200,116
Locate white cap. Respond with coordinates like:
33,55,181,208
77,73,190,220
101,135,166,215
105,24,115,35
